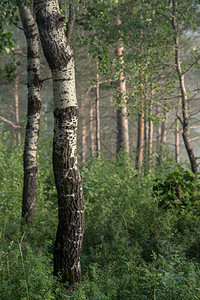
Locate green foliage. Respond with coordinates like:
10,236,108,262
153,165,199,210
1,132,200,299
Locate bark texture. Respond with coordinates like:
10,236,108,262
18,4,41,222
172,1,197,175
34,0,84,285
116,16,129,154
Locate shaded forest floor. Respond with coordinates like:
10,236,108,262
1,131,200,299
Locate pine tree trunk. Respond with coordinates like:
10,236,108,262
172,1,197,175
116,16,129,154
34,0,84,286
18,4,41,222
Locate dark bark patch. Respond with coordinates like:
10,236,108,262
28,96,41,115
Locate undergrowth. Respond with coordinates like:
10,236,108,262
0,130,200,299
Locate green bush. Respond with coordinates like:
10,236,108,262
153,165,200,210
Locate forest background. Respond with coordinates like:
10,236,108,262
1,0,200,299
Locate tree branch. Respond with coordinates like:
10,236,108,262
182,57,200,76
66,0,75,43
0,116,21,128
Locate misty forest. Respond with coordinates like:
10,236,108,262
1,0,200,299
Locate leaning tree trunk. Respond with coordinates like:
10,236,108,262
18,4,41,222
116,16,129,154
172,1,197,175
34,0,84,286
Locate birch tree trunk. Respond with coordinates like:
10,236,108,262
116,16,129,154
34,0,84,286
172,0,197,175
18,4,41,222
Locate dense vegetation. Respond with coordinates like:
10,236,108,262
1,128,200,299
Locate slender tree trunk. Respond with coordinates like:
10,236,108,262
175,98,181,164
116,16,129,154
14,76,21,145
34,0,84,286
172,0,197,175
135,109,144,173
18,4,41,222
159,114,167,163
90,99,96,156
156,106,161,166
96,61,101,158
148,98,153,172
144,109,149,174
80,98,86,163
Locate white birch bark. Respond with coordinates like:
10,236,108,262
34,0,84,286
116,16,129,154
172,0,197,175
18,4,41,221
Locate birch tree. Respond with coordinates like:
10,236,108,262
17,3,42,222
171,0,198,175
34,0,84,286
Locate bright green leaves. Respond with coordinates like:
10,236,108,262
0,0,20,81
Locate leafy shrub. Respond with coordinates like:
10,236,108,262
153,165,199,210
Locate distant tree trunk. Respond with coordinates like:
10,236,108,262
135,108,144,173
14,76,21,145
90,99,96,156
159,114,167,163
116,16,129,154
34,0,84,286
18,4,41,222
96,61,101,158
80,97,86,163
144,108,149,174
172,1,197,175
148,98,153,172
156,106,161,166
175,98,181,164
